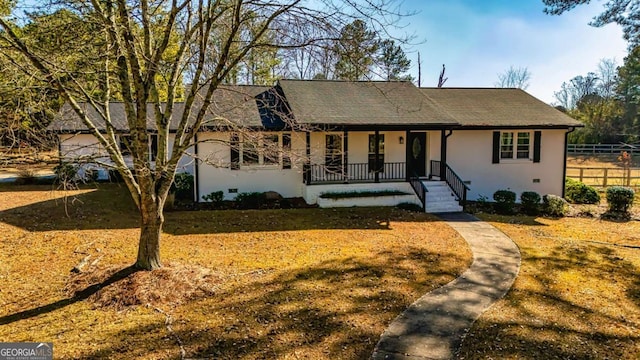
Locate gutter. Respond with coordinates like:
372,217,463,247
561,126,577,198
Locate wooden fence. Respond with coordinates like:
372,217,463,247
567,144,640,155
566,166,640,188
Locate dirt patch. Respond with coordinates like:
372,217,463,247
64,263,222,310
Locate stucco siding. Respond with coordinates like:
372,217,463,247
446,129,567,201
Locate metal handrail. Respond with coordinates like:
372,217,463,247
430,160,469,206
409,175,428,211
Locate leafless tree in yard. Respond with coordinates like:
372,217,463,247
0,0,409,270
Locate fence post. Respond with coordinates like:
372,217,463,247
579,168,584,182
603,168,608,187
628,168,632,187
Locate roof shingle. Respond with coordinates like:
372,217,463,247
419,87,582,127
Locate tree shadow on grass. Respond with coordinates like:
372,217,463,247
457,241,640,359
0,184,442,233
26,249,469,360
0,266,139,326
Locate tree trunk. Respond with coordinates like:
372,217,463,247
135,200,164,270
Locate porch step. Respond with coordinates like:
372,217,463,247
421,181,463,213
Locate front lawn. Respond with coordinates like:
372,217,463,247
0,184,471,359
458,214,640,359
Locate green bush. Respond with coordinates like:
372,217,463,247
202,191,224,204
171,173,194,202
565,178,600,204
543,194,567,217
493,189,516,214
235,192,266,209
606,186,635,213
54,162,78,185
520,191,541,215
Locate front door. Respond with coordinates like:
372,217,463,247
407,132,426,177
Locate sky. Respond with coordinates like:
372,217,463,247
397,0,628,104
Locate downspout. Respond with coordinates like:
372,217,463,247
194,133,199,203
561,127,576,198
440,129,453,179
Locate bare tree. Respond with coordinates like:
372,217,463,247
437,64,447,88
597,58,618,99
0,0,407,270
495,66,531,89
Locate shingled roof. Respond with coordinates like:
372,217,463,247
419,88,582,128
49,81,582,132
48,85,269,132
276,79,458,127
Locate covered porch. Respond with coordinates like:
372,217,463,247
302,129,449,185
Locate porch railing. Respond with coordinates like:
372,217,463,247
430,160,469,206
304,162,405,184
409,175,428,211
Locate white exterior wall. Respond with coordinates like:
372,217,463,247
446,129,567,201
197,131,306,201
59,133,194,180
428,131,441,176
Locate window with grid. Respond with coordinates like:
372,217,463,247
500,132,514,159
500,132,531,160
516,132,530,159
368,134,385,173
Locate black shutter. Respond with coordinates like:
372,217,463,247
533,131,541,163
230,133,239,170
492,131,500,164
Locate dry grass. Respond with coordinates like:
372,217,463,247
458,214,640,359
567,154,640,168
0,184,471,359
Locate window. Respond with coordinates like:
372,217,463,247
500,132,513,159
368,134,384,173
241,133,281,167
516,132,530,159
119,135,132,156
149,134,158,161
242,136,260,165
263,134,280,165
325,134,342,171
118,134,158,159
500,132,530,160
282,133,292,169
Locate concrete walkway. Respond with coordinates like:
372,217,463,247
372,213,521,360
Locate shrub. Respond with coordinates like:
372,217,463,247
54,162,78,186
171,173,194,202
606,186,635,213
520,191,541,215
565,178,600,204
543,194,567,217
15,169,37,185
202,191,224,204
235,192,266,209
397,202,423,212
493,189,516,214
